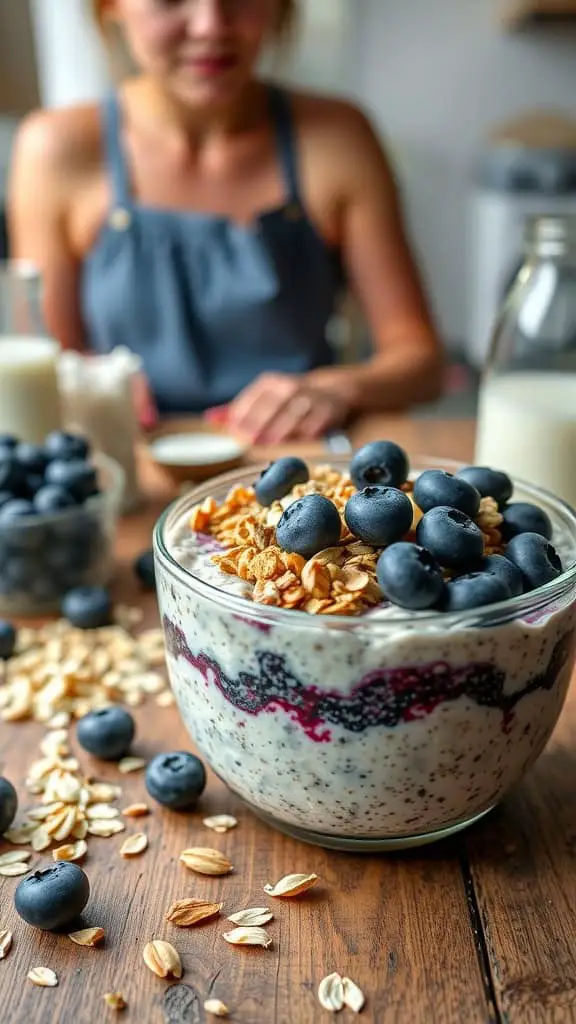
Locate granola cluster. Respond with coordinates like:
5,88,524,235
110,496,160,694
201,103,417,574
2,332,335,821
188,466,504,617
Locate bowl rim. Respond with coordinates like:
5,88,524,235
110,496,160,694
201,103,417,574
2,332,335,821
153,455,576,632
0,451,125,529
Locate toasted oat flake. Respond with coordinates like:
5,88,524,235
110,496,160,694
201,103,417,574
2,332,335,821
203,815,238,834
166,898,222,927
222,927,272,949
88,819,126,838
155,691,175,707
227,907,273,927
28,967,58,987
88,783,122,803
86,804,120,821
0,862,30,877
53,839,88,862
180,848,233,876
318,973,345,1011
204,998,230,1017
69,927,105,947
120,832,148,857
0,850,31,867
121,803,150,818
0,930,13,959
118,757,146,774
264,872,318,898
143,939,182,979
103,991,127,1011
4,824,36,844
342,977,366,1013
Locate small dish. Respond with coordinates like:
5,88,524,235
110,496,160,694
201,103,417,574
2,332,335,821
145,419,247,485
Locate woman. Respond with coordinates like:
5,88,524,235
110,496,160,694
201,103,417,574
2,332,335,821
9,0,443,443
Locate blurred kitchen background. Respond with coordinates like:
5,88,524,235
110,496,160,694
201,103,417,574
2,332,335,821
2,0,576,417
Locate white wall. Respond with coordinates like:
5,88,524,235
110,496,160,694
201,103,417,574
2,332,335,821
351,0,576,350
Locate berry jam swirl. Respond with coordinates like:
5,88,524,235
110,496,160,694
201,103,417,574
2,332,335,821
164,617,574,743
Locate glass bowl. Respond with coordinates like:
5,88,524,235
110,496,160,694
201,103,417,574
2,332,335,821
0,452,125,616
153,458,576,852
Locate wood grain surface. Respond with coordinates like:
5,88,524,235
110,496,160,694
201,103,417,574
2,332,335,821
0,417,572,1024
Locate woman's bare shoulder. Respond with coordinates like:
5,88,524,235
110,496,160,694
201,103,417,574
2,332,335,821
12,103,105,186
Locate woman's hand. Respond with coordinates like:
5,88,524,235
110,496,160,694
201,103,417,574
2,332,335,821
206,372,350,444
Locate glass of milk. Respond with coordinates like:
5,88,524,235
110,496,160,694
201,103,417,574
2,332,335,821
475,216,576,508
0,262,62,443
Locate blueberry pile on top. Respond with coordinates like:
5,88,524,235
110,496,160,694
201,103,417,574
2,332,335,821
196,442,566,615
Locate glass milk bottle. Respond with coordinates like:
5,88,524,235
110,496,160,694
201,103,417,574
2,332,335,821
475,216,576,508
0,262,62,443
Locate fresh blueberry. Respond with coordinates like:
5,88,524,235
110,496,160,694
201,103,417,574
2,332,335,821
501,502,553,541
344,487,413,546
441,572,512,612
45,460,97,503
416,506,484,569
77,706,135,760
276,494,342,559
25,475,46,498
14,862,90,931
0,777,17,835
505,533,563,591
145,751,206,810
376,542,445,610
44,431,90,462
255,457,309,506
0,499,35,520
0,458,26,496
34,486,77,515
134,549,156,590
455,466,513,506
480,554,524,598
61,586,113,629
15,443,48,475
0,620,16,659
0,435,17,451
350,440,409,490
413,469,481,518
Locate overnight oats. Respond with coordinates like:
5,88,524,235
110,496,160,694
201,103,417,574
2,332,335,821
154,442,576,851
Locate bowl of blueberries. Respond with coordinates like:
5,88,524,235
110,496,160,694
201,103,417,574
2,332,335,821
0,428,125,615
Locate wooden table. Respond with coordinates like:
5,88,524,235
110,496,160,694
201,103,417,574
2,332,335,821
0,417,574,1024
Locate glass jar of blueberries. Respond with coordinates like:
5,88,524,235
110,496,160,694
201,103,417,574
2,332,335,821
0,429,125,615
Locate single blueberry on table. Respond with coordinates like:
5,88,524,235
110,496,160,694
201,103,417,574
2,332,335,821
344,486,413,546
14,862,90,931
0,620,16,659
349,440,409,491
76,706,135,760
34,485,77,515
413,469,481,518
276,493,342,559
416,506,484,570
15,443,48,475
134,549,156,590
45,459,97,503
480,554,524,598
505,532,563,591
456,466,513,506
44,431,90,462
376,542,445,610
0,777,17,835
145,751,206,810
501,502,553,541
61,586,113,629
255,457,309,506
441,572,512,612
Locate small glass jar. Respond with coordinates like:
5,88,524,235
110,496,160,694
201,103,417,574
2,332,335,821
475,215,576,507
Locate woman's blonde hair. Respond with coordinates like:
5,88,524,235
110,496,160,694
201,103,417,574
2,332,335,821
92,0,297,41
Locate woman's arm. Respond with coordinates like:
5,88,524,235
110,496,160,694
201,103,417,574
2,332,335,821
307,104,444,412
8,111,86,351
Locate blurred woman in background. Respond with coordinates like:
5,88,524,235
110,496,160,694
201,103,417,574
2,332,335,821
9,0,443,442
